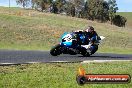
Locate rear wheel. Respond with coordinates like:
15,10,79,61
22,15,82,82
50,44,62,56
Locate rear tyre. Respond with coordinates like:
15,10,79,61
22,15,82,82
50,44,62,56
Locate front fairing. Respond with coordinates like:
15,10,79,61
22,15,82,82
60,32,75,47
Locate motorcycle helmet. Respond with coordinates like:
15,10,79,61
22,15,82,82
85,26,94,32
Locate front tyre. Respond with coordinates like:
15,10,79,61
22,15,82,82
82,51,90,57
78,46,90,57
50,44,62,56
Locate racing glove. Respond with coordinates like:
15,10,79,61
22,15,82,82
87,43,92,48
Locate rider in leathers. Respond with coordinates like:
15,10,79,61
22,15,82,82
74,26,99,54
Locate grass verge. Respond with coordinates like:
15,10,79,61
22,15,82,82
0,61,132,88
0,7,132,54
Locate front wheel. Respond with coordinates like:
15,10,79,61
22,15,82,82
77,46,90,57
50,44,62,56
82,51,90,57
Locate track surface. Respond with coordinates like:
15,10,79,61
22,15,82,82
0,50,132,65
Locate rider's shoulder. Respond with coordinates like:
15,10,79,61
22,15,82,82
74,30,84,32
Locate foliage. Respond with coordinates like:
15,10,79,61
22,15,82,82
87,0,109,22
15,0,127,27
111,15,127,27
0,7,131,53
16,0,30,8
65,2,75,16
108,0,118,19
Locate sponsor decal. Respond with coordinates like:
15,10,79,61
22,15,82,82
76,66,131,85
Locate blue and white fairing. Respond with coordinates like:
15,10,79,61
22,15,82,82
60,32,73,47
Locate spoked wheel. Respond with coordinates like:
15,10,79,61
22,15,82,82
50,44,62,56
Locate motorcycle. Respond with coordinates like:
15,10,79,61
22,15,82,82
50,31,105,56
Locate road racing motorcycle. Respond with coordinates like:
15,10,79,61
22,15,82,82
50,32,105,57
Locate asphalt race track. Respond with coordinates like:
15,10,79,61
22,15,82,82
0,50,132,65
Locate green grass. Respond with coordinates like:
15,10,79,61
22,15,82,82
0,61,132,88
0,7,132,54
0,7,131,88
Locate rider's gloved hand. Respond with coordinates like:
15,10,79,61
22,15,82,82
87,43,92,48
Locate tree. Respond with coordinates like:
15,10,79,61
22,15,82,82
66,0,84,17
80,1,88,19
96,1,109,22
111,15,127,27
31,0,36,9
65,2,75,16
71,4,75,17
30,0,53,11
16,0,30,8
51,2,58,13
108,0,118,22
87,0,97,20
56,0,66,13
87,0,109,22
